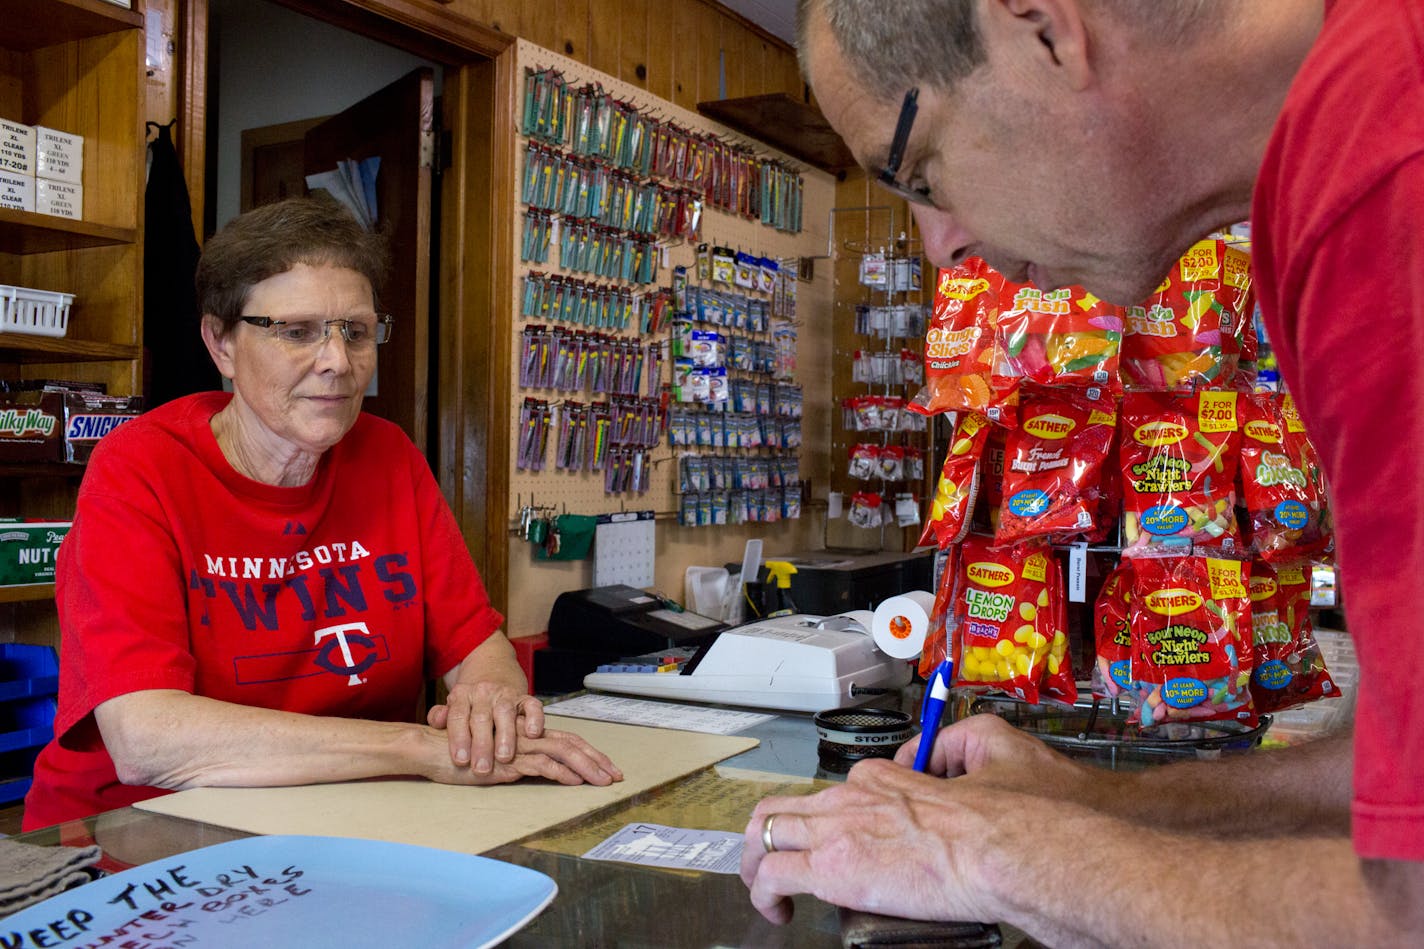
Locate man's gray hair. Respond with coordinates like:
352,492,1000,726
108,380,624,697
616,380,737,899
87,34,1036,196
798,0,1223,97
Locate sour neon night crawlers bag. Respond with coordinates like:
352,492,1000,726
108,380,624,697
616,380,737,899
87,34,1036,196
1128,552,1256,728
1119,389,1243,554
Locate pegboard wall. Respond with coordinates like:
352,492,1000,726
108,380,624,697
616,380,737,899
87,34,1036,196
505,39,837,634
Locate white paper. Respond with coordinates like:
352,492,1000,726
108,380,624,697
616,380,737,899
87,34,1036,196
583,822,743,874
306,157,379,231
305,170,366,227
544,693,773,735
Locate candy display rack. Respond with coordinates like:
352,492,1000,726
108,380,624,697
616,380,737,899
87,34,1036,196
825,204,933,552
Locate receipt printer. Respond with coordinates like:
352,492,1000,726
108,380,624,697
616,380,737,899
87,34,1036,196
534,584,726,693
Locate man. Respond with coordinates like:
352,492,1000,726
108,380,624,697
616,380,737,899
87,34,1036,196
741,1,1424,944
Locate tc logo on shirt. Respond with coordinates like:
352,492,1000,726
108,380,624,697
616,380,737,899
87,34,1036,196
233,621,390,686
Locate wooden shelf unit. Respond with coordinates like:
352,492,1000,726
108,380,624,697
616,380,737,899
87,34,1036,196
0,0,146,647
0,208,135,255
0,584,56,606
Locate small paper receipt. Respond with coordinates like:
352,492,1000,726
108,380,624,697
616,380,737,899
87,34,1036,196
545,694,774,735
583,822,744,874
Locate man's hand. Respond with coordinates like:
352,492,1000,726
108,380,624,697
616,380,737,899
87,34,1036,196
740,757,1033,925
740,714,1107,927
894,713,1100,802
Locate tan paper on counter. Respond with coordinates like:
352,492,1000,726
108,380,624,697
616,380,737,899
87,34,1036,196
133,716,758,855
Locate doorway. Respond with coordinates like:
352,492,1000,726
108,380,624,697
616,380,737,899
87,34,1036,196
181,0,518,592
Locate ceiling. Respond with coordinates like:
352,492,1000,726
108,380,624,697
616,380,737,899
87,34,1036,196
718,0,798,46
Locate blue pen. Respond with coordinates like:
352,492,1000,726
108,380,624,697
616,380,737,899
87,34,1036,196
912,658,954,773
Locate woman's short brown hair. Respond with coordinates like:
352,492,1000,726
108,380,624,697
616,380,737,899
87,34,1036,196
196,193,388,331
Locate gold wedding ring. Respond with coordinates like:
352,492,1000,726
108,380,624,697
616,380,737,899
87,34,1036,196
761,813,780,854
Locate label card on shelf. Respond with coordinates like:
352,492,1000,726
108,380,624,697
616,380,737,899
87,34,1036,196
0,120,35,176
0,171,35,213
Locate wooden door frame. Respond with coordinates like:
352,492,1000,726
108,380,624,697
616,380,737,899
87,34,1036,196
176,0,516,601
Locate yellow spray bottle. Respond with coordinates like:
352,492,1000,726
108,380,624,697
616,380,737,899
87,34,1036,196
762,561,798,618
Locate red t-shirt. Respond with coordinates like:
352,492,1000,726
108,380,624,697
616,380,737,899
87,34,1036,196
24,393,503,829
1252,0,1424,860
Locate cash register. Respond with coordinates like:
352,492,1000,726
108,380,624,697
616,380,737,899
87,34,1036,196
534,584,725,693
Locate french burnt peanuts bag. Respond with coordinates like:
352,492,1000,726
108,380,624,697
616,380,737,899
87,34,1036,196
995,385,1117,546
1249,560,1339,713
1119,238,1253,390
953,537,1055,704
1092,560,1135,701
1119,389,1243,555
1238,393,1330,562
1128,552,1256,728
911,259,1005,419
918,412,992,550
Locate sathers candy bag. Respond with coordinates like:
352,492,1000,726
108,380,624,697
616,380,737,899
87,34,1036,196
1092,560,1135,701
953,537,1056,704
1120,238,1254,390
1040,557,1078,705
1238,392,1330,562
919,412,992,549
1120,389,1242,555
1128,552,1256,728
993,284,1124,395
996,386,1117,546
911,259,1003,417
974,427,1010,536
919,545,961,680
1249,560,1339,713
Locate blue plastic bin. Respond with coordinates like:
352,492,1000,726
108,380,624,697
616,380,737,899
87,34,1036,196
0,643,58,703
0,643,58,805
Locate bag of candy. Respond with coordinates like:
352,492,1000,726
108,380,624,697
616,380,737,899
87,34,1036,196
993,284,1124,395
1120,238,1254,390
919,545,961,680
1076,422,1123,545
1092,560,1135,701
1250,560,1339,713
1128,551,1256,728
1238,393,1330,561
973,427,1010,535
1283,395,1335,559
1235,303,1260,393
911,259,1017,424
1040,555,1078,705
1120,389,1243,555
919,412,992,549
952,537,1056,703
995,385,1117,546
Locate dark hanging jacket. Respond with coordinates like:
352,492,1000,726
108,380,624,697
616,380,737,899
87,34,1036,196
144,122,221,406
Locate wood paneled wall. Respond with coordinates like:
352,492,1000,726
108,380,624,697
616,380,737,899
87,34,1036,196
439,0,805,108
146,1,808,236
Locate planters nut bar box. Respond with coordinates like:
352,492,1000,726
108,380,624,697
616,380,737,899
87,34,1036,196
63,392,142,463
0,519,70,586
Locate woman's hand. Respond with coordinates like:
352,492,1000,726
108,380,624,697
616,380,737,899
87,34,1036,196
429,635,622,786
428,679,545,775
419,724,623,787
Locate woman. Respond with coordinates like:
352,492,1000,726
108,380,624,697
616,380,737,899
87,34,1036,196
24,196,620,830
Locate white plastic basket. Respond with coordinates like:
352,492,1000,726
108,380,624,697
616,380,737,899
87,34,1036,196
0,284,73,338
